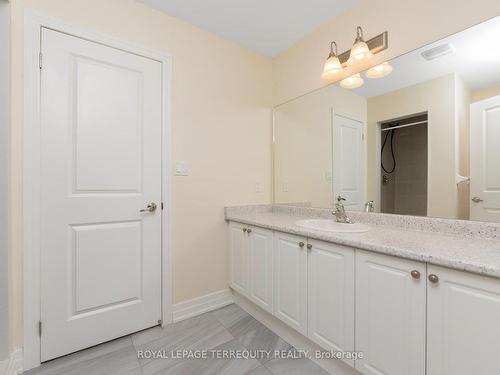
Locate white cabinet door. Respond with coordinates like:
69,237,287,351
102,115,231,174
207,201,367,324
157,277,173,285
427,265,500,375
356,250,426,375
273,232,308,335
229,222,249,296
248,226,274,313
307,240,355,366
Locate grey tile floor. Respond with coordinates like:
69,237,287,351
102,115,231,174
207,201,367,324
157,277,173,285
25,304,329,375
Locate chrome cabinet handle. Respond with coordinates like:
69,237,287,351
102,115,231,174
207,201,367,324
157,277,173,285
471,196,483,203
247,228,252,234
306,244,312,250
410,270,421,279
140,202,157,213
428,274,439,283
299,242,305,248
242,228,247,232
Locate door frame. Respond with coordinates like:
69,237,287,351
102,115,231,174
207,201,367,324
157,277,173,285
23,10,173,370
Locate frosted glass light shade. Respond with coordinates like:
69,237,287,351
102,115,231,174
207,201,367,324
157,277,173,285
340,73,364,89
347,40,373,66
322,54,342,78
366,62,393,78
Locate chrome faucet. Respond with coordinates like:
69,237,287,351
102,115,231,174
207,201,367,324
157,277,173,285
333,195,352,224
365,200,374,213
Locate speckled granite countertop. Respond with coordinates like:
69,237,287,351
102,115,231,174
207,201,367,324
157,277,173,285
225,204,500,279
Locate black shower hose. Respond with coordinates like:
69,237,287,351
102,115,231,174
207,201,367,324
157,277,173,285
381,128,396,174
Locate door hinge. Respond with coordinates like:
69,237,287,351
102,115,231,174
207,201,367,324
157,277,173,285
161,202,164,210
38,321,42,336
38,52,43,69
362,133,365,141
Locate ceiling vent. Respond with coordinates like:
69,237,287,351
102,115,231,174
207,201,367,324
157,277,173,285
421,43,456,60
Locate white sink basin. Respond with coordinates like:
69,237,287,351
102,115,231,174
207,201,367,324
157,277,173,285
295,219,370,233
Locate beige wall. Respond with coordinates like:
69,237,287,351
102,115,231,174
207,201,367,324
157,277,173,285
367,74,459,219
274,85,366,207
273,0,500,105
471,83,500,102
9,0,273,350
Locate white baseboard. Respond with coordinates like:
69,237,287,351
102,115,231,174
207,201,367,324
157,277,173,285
233,292,361,375
0,350,23,375
172,289,233,323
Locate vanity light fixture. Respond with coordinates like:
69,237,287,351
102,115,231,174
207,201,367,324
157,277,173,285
340,73,364,89
347,26,373,66
320,29,388,81
366,62,393,79
322,41,342,78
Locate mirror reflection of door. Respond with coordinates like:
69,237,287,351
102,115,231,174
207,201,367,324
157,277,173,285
333,113,366,211
470,95,500,222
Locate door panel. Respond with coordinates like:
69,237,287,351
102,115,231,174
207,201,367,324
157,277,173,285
427,265,500,375
470,96,500,222
40,28,162,361
307,240,355,366
229,222,249,295
248,227,273,313
73,56,143,192
355,251,426,375
273,232,307,335
334,114,365,210
71,221,142,313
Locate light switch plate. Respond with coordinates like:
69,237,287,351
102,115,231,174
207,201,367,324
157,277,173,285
174,161,189,176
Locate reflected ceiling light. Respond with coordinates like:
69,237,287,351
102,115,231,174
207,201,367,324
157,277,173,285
366,62,393,79
340,73,364,89
347,26,373,66
322,41,342,79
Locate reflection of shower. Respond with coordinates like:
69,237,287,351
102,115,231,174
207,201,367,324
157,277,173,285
380,113,428,216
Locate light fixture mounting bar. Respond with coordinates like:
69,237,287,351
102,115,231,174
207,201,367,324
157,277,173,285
338,31,388,65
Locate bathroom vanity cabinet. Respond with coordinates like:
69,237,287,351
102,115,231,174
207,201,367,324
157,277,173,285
273,231,308,334
307,239,355,367
426,265,500,375
228,220,500,375
229,222,273,313
355,250,426,375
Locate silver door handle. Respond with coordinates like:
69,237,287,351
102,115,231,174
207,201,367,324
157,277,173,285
140,202,157,213
471,197,483,203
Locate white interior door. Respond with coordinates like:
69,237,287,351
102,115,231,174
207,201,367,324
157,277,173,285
40,28,163,361
470,95,500,222
333,113,365,210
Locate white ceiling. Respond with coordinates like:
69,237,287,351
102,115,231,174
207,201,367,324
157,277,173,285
139,0,356,57
352,16,500,97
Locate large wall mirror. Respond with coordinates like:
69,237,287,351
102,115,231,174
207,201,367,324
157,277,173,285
273,16,500,223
